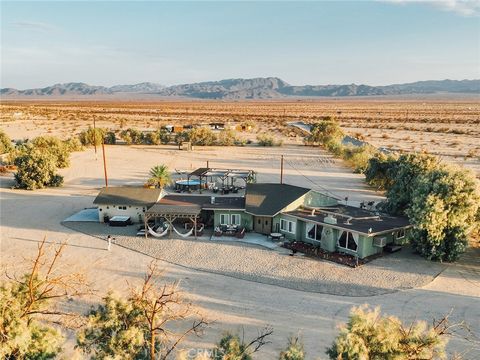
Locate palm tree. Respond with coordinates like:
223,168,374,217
148,165,171,189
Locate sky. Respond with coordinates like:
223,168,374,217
1,0,479,89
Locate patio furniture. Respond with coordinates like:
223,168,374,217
270,232,283,241
236,228,246,239
214,226,222,236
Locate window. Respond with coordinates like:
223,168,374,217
397,229,406,239
280,219,296,234
220,214,229,225
119,206,127,210
306,223,323,242
231,214,241,225
338,231,357,252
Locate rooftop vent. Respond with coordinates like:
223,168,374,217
324,215,337,225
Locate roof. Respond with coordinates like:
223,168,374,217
245,183,310,216
284,207,411,236
154,195,245,210
93,187,162,207
147,203,201,216
188,167,255,179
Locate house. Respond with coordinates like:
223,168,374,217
94,181,412,259
93,187,163,223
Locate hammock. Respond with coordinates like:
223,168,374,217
147,224,169,238
172,226,195,238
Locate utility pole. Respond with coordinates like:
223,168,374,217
207,160,209,168
102,140,108,187
280,155,284,184
93,117,98,159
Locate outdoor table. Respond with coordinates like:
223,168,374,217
270,232,283,241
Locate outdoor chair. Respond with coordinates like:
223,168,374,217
236,228,246,239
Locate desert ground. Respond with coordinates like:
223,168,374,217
1,99,479,174
1,140,480,358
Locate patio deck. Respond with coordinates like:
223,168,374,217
210,232,286,251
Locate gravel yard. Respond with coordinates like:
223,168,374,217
64,221,446,296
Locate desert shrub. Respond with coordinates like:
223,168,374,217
189,127,217,146
341,145,377,173
31,135,71,168
13,145,64,190
306,117,344,146
0,129,13,154
79,127,106,146
64,137,84,152
104,131,116,145
120,128,144,144
143,131,161,145
326,305,447,360
217,129,238,146
158,128,171,144
257,134,282,147
279,336,305,360
175,131,191,145
213,328,272,360
364,154,398,190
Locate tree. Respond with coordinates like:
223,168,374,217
0,237,90,359
143,131,161,145
148,164,171,189
382,153,439,215
175,131,191,145
76,293,146,359
31,136,71,168
79,127,106,146
213,327,273,360
407,165,480,261
0,129,13,154
104,131,117,145
326,305,449,360
13,145,64,190
364,154,398,190
77,262,207,360
189,127,217,146
279,336,305,360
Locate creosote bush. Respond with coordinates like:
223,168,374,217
78,127,107,146
257,134,282,147
0,129,14,155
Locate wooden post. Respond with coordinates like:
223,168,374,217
101,140,108,187
280,155,284,184
207,160,209,168
194,216,197,240
93,117,97,158
144,214,148,239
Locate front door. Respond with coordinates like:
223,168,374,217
254,216,272,234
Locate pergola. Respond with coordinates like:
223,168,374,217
187,167,256,193
144,203,201,239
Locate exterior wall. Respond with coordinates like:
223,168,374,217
321,226,338,252
98,204,147,223
303,191,338,207
276,214,299,241
213,210,252,230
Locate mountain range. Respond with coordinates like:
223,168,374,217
2,78,479,99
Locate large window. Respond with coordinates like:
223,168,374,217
230,214,241,225
306,223,323,242
280,219,296,234
338,231,357,252
220,214,229,225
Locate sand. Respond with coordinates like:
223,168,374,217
1,145,479,359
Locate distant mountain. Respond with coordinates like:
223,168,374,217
2,78,479,99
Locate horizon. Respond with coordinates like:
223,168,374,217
1,1,479,89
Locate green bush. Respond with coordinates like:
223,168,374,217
306,117,344,146
79,127,106,146
189,127,217,146
0,129,13,154
13,146,64,190
31,136,71,168
120,128,144,144
143,131,161,145
174,131,191,145
326,305,447,360
257,134,282,147
217,129,238,146
104,131,116,145
64,137,84,152
279,336,305,360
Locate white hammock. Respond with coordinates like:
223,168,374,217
147,224,169,238
172,226,195,238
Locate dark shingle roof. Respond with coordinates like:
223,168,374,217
245,183,310,216
93,187,162,207
285,208,411,236
156,195,245,210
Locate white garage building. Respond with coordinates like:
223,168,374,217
94,187,163,223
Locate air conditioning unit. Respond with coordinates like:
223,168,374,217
324,215,337,224
373,237,387,247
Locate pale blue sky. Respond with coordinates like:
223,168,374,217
1,1,479,88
